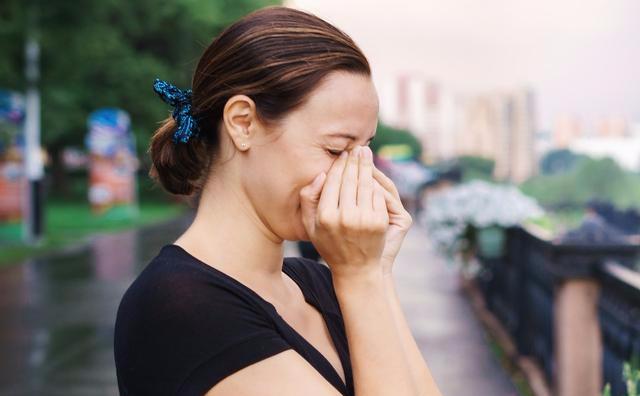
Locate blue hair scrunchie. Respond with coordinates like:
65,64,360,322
152,78,200,144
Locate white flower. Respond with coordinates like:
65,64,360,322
420,180,544,256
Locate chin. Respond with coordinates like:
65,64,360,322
298,227,311,242
294,210,311,241
290,219,309,241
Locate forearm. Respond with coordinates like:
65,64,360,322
334,270,419,396
383,272,443,396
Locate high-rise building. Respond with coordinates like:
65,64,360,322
596,116,627,138
501,89,537,183
377,72,537,183
553,115,582,147
460,89,537,183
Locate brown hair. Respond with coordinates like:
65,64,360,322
148,5,371,199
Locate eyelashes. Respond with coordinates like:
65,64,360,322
326,143,372,158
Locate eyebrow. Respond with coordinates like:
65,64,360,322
327,132,376,143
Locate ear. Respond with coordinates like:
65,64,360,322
222,94,257,152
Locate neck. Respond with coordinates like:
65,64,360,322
173,169,289,299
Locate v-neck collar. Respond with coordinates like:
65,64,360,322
281,260,350,394
164,245,351,395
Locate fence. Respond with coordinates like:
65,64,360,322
473,226,640,396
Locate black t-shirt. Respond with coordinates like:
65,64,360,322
114,244,354,396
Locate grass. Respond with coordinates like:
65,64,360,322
0,199,189,268
525,209,584,237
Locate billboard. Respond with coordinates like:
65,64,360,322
0,90,26,224
85,108,139,216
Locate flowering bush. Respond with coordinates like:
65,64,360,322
419,180,544,260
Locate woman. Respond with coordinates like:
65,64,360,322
114,6,442,396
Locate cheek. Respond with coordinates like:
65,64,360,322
294,161,334,205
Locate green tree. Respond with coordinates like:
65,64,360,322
521,156,640,209
540,149,587,175
369,122,423,160
0,0,278,193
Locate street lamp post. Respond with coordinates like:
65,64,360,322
23,36,44,245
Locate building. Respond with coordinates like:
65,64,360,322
377,72,537,183
553,115,583,148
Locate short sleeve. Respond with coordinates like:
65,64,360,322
176,277,295,395
115,262,293,396
178,329,292,395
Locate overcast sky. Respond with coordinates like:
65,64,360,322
287,0,640,133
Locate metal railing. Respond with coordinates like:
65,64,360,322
473,226,640,395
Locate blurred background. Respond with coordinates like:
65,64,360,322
0,0,638,395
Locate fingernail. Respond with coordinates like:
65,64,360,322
354,146,362,157
340,151,348,159
365,146,372,159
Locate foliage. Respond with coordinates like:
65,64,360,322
539,148,588,175
457,155,495,182
524,209,584,236
0,0,279,158
603,356,640,396
370,122,423,160
521,156,640,210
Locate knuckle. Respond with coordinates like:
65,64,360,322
318,211,335,228
405,211,413,224
373,222,387,235
339,211,356,229
368,216,384,230
360,220,376,233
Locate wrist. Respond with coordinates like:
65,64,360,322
332,265,384,295
380,257,394,277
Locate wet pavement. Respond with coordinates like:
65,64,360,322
0,208,518,395
393,223,519,396
0,210,199,396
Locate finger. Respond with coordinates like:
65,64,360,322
357,146,374,210
373,166,401,201
373,179,407,223
300,172,327,229
380,183,406,216
318,150,348,211
339,145,360,210
373,181,386,214
300,172,326,207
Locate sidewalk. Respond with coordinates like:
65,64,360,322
0,210,519,395
392,223,519,396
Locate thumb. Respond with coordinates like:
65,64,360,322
299,172,326,235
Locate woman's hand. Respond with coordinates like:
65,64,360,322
299,145,389,281
373,167,413,276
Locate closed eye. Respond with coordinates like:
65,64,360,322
326,142,373,158
327,149,344,157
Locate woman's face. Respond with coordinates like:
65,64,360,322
241,70,380,241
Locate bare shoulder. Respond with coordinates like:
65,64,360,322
204,349,342,396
